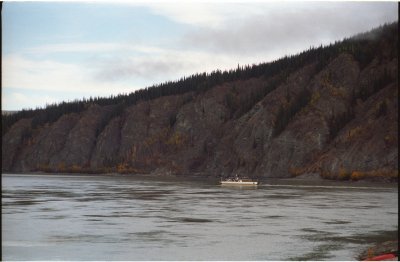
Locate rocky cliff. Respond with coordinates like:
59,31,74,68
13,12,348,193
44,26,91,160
2,23,398,181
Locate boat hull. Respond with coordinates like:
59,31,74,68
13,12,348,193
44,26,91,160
220,181,258,185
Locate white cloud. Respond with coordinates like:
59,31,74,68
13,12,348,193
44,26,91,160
147,3,222,27
3,54,81,90
24,42,167,55
2,91,61,111
92,49,216,80
26,43,122,54
181,2,398,55
142,1,398,30
89,44,277,84
2,54,141,98
144,2,266,28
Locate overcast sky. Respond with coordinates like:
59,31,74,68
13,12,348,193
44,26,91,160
2,1,398,110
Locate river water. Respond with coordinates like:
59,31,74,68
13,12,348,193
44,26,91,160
2,173,398,261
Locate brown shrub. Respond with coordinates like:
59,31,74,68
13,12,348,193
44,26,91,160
350,170,398,181
350,171,365,181
288,167,304,177
70,164,82,173
338,167,350,180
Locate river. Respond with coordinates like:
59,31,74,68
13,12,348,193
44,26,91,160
2,173,398,260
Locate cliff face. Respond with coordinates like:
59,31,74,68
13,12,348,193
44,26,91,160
2,25,398,181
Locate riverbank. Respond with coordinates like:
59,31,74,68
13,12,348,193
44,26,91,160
2,171,398,188
4,168,398,185
294,171,398,183
358,239,398,261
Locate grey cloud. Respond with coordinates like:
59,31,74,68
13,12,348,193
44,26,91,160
182,2,398,55
89,2,397,84
92,56,194,82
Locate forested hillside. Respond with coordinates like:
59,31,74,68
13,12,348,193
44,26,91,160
2,22,398,181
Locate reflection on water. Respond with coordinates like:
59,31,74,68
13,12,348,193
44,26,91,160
2,173,398,260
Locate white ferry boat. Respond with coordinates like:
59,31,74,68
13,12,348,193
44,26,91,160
220,175,259,185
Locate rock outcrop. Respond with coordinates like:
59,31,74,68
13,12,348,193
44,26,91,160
2,24,398,181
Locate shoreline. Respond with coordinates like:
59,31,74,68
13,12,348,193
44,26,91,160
2,171,398,188
357,239,398,261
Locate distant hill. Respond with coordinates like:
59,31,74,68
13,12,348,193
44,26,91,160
2,110,19,116
2,22,398,182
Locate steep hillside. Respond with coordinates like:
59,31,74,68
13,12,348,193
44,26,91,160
2,23,398,181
